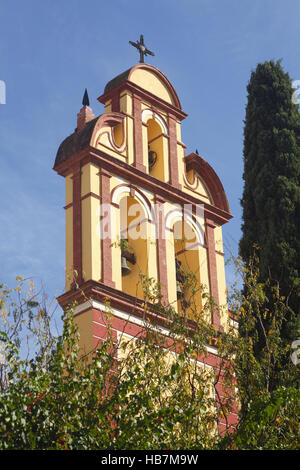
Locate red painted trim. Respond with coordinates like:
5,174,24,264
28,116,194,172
168,114,181,190
81,191,102,202
65,192,102,209
100,169,115,288
216,250,225,257
111,93,119,113
155,195,169,304
177,140,186,149
132,95,146,172
77,106,95,132
129,185,135,198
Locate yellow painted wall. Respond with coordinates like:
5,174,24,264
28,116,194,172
214,226,224,254
165,234,178,310
111,202,122,291
177,143,186,186
74,309,94,358
181,167,212,204
119,92,132,115
142,123,149,170
81,196,101,282
117,331,215,418
214,226,228,330
81,164,101,283
81,163,100,197
198,247,211,323
145,118,170,183
96,129,127,161
126,116,135,166
216,252,228,330
65,174,73,290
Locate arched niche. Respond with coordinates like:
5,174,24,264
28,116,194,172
112,121,124,148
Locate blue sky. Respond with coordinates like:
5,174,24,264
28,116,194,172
1,0,300,312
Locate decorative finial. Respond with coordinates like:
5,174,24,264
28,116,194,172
129,34,155,63
82,88,90,107
77,89,94,132
195,149,199,155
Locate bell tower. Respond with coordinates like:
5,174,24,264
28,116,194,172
53,58,232,358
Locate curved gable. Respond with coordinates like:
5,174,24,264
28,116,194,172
53,113,125,169
185,153,231,214
128,65,180,107
101,64,182,110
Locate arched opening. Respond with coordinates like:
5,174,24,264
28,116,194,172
147,118,166,182
119,195,150,299
173,220,202,319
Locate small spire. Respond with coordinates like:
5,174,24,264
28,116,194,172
77,88,94,132
195,149,199,155
82,88,90,107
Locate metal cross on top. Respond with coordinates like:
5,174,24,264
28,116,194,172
129,34,155,63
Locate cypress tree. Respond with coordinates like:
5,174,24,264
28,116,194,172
239,60,300,350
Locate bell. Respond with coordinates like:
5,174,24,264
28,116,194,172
176,280,184,299
181,299,191,309
148,149,157,170
121,256,131,276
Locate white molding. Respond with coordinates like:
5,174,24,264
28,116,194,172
229,319,239,329
165,209,205,246
111,185,154,221
142,109,168,134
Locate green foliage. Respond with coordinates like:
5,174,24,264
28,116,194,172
227,386,300,450
220,253,300,449
240,60,300,342
0,268,299,450
0,279,225,450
